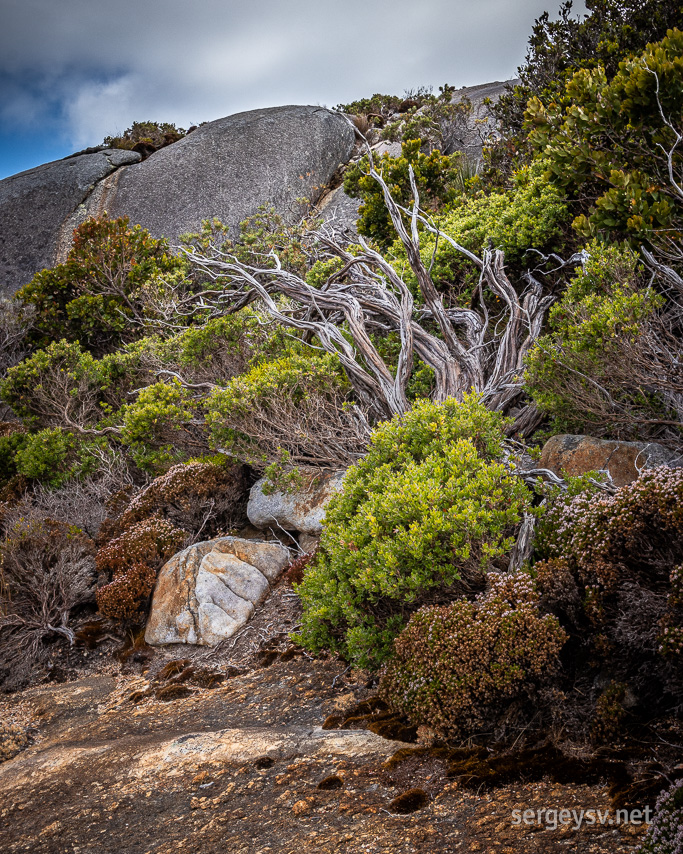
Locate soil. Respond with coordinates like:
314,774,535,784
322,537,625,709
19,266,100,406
0,584,651,854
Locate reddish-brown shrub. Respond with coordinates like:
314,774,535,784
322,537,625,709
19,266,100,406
99,460,247,544
95,563,157,620
95,515,186,620
379,573,566,740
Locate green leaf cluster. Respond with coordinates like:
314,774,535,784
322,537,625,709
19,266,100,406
295,396,531,668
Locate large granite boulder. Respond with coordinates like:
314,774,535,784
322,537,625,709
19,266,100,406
539,434,683,487
247,468,345,536
104,106,354,246
0,149,141,295
0,105,355,294
145,537,291,646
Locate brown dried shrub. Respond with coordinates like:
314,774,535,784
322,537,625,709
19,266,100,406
95,562,157,621
535,466,683,711
380,573,566,740
99,460,248,544
0,518,96,690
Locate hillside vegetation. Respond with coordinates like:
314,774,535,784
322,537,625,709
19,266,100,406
1,1,682,845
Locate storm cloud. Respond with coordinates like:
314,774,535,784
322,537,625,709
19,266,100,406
0,0,586,177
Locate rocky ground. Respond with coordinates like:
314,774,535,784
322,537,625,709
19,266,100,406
0,584,650,854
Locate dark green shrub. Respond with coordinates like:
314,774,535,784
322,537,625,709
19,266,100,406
526,28,683,246
379,572,566,739
343,139,463,248
295,396,532,668
17,216,187,354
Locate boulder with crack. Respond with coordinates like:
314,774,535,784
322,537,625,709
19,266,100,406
145,537,291,646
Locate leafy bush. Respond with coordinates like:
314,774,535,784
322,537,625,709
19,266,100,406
119,381,201,473
389,158,568,300
205,353,368,471
17,216,188,354
295,396,531,668
380,572,566,739
343,139,463,248
523,243,682,441
526,28,683,246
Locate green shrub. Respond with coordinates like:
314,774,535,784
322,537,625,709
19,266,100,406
295,396,531,668
17,216,187,354
388,158,568,301
523,243,680,440
119,381,200,474
526,28,683,246
379,572,566,739
343,139,463,248
205,353,366,471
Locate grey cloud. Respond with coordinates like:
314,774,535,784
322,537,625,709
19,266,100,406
0,0,587,148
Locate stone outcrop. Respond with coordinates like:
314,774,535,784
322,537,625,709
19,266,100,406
0,105,355,294
145,537,291,646
539,434,683,487
247,468,345,536
0,149,141,295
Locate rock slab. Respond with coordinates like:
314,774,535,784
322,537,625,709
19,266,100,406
539,434,683,487
145,537,291,646
0,149,141,295
0,105,354,294
105,105,354,246
248,468,345,535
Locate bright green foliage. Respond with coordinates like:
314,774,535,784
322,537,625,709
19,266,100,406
13,429,74,486
380,572,566,738
119,381,198,474
389,159,568,299
295,396,531,668
17,216,187,354
205,353,351,467
524,243,672,437
103,120,186,151
527,28,683,245
0,431,28,487
343,139,463,248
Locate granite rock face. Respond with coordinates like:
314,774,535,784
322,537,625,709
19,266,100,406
247,468,345,535
0,105,354,294
145,537,291,646
0,149,141,295
104,105,354,245
539,434,683,487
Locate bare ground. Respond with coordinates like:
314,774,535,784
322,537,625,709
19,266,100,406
0,585,649,854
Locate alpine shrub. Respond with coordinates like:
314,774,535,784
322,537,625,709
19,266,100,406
295,396,531,668
380,572,566,739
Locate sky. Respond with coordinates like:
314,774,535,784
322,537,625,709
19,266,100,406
0,0,587,181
